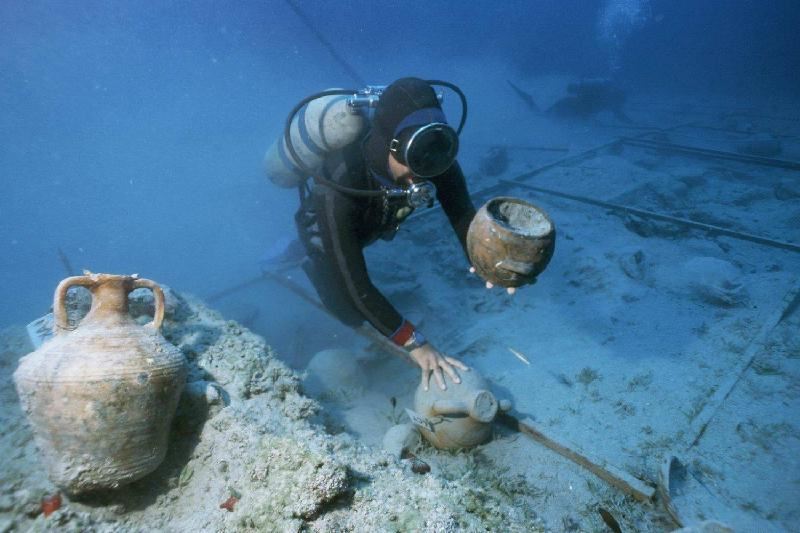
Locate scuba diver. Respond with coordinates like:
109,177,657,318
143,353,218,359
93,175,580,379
508,78,632,123
264,77,484,391
552,79,632,123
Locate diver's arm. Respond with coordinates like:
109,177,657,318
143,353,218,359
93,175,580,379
315,187,415,345
316,186,470,388
432,161,476,256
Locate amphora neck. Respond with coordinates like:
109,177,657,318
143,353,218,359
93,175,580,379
86,276,136,321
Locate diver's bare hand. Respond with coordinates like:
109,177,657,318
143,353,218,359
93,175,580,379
408,343,469,391
469,266,517,295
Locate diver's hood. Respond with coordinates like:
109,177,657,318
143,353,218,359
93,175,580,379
365,77,443,176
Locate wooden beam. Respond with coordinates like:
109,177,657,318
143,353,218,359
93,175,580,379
498,412,656,503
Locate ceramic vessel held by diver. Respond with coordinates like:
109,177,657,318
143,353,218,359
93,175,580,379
412,370,507,450
467,196,556,288
13,273,187,495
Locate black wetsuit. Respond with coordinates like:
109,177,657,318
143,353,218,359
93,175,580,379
295,139,476,345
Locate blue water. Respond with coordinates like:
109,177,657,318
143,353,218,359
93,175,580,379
2,0,797,327
1,1,799,529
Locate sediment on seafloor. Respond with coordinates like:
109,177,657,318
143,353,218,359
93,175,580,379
0,288,545,532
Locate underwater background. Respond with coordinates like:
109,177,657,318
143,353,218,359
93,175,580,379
2,0,797,330
2,1,800,531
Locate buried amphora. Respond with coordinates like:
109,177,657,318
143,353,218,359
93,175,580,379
412,369,510,450
13,273,187,495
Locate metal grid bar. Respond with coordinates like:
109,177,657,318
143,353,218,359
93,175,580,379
500,180,800,254
723,111,800,123
685,283,800,450
622,137,800,171
409,139,626,223
671,123,798,140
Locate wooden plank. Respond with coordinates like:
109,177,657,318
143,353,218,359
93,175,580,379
498,412,656,503
675,123,798,140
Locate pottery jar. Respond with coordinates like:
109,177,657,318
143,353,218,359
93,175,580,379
412,369,506,450
13,273,187,495
467,196,556,288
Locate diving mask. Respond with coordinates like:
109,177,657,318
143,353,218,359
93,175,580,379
390,122,459,178
387,105,460,178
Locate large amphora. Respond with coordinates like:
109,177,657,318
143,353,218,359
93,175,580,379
13,273,187,495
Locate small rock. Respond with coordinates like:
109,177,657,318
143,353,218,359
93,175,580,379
408,456,431,475
175,380,226,432
622,214,686,239
205,382,222,404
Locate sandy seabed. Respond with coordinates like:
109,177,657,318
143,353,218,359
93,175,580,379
2,99,800,532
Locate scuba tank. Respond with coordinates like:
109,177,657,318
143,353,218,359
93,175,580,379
264,82,467,203
263,91,369,188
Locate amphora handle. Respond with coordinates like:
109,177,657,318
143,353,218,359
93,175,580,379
132,278,166,332
431,390,498,423
53,275,166,334
53,275,97,335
